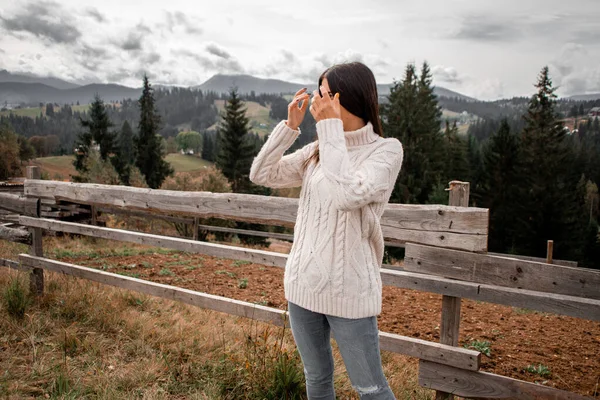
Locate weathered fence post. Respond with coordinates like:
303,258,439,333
26,166,44,296
435,180,470,400
193,217,199,241
546,240,554,264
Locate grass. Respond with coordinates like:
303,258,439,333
0,107,44,118
238,278,248,289
212,100,276,137
165,153,213,172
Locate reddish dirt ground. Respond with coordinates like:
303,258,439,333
59,241,600,397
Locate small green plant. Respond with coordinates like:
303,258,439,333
238,278,248,289
215,270,236,278
159,268,175,277
117,271,141,278
141,261,153,269
185,264,202,271
232,260,251,267
2,276,30,320
464,340,492,357
514,307,536,315
525,364,551,378
165,260,190,266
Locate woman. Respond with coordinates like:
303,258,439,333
249,62,403,399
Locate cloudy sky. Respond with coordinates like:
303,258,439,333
1,0,599,100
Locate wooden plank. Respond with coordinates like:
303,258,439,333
0,225,32,244
379,332,480,371
19,254,289,327
25,166,47,298
0,258,32,272
487,252,577,268
419,360,592,399
381,269,600,321
0,193,39,216
19,216,288,268
383,227,487,253
405,243,600,300
24,180,488,251
196,224,294,241
17,254,481,370
440,296,461,346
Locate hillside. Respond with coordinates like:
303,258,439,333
199,74,476,101
0,82,142,105
568,93,600,101
0,69,79,90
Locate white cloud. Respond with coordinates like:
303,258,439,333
432,65,463,84
550,43,600,96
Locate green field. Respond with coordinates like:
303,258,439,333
1,104,92,118
213,100,276,137
164,154,213,172
34,153,213,180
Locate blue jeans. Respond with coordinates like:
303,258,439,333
288,302,396,400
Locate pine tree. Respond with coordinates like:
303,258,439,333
382,62,444,204
478,119,523,253
135,75,174,189
202,132,214,161
216,88,270,246
74,94,115,181
216,88,257,194
113,120,135,185
518,66,587,259
443,120,469,183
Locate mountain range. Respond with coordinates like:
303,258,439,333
1,70,599,106
0,71,477,105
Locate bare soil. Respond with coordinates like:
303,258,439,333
57,240,600,397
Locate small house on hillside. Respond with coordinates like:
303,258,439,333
588,107,600,118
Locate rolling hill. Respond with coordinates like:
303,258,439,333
0,69,79,90
568,93,600,101
1,71,477,106
199,74,476,101
0,82,142,105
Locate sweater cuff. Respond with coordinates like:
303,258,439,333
316,118,345,146
269,120,300,149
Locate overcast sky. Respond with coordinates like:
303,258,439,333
1,0,599,100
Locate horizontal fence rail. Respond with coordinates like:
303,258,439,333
418,361,592,400
405,243,600,299
24,180,489,252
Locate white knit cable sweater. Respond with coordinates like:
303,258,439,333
249,118,403,319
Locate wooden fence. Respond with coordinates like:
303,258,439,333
1,168,599,399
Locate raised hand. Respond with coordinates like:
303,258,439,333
309,85,341,122
287,88,310,130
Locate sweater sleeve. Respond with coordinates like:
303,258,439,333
249,120,314,189
316,118,403,212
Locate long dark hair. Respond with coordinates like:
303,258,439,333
303,62,382,169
